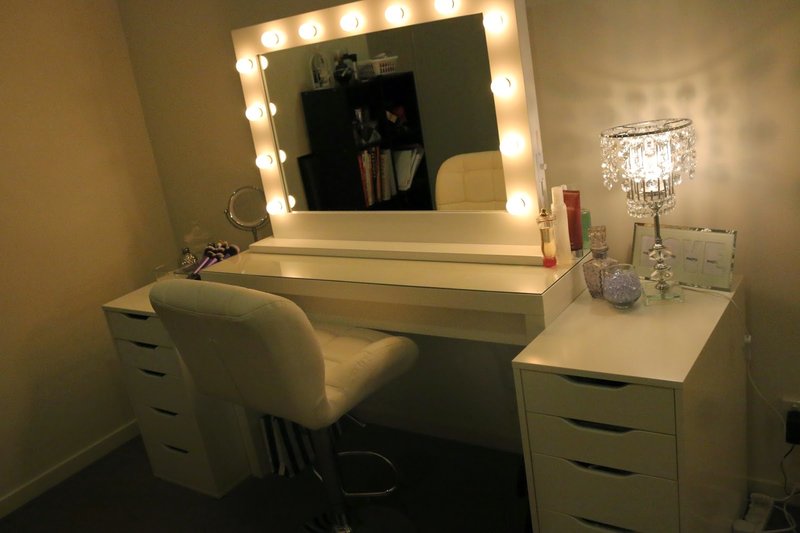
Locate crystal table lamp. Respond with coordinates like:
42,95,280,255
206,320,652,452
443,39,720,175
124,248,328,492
600,118,696,303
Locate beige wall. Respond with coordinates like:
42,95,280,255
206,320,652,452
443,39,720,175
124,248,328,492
0,0,176,515
528,0,800,493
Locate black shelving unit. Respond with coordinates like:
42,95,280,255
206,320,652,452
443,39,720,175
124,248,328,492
299,72,433,211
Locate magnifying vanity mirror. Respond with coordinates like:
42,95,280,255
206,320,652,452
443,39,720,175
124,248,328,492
225,185,270,241
232,0,549,262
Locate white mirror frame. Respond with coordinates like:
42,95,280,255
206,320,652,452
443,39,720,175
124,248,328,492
232,0,547,260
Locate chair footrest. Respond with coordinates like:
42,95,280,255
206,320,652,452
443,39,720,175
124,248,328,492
337,450,399,497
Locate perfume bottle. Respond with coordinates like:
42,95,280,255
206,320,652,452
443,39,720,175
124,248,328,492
179,247,198,268
537,209,557,268
582,226,618,298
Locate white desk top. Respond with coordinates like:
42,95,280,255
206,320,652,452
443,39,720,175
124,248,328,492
204,250,575,295
513,279,743,387
102,283,157,315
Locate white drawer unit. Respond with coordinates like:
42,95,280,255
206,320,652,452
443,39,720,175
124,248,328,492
104,284,263,498
513,284,748,532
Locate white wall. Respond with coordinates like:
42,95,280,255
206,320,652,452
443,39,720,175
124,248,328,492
0,0,176,516
528,0,800,495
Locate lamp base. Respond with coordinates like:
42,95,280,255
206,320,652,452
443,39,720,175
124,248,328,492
643,281,683,305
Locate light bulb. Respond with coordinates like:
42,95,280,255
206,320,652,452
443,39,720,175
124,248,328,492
279,150,287,163
235,58,255,74
434,0,457,15
259,56,269,70
298,23,319,40
245,104,266,121
340,13,361,32
288,195,297,208
482,11,506,33
490,76,513,97
499,134,524,155
266,199,286,215
385,5,406,24
505,194,530,215
255,154,275,169
269,102,277,116
261,31,281,48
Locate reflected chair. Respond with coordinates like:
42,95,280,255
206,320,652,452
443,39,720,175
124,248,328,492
149,279,418,532
434,150,506,210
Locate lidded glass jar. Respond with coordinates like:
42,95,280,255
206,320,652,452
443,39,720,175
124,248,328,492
582,225,618,298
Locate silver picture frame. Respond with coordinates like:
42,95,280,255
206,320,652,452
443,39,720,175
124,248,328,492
631,223,737,291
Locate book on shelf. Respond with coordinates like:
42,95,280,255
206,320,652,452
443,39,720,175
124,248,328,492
392,145,424,191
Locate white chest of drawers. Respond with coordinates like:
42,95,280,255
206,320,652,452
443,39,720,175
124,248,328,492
103,284,263,497
513,283,748,532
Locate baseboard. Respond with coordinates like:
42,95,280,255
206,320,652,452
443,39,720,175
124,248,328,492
0,420,140,519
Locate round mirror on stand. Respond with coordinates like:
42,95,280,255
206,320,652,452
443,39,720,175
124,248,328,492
225,186,270,242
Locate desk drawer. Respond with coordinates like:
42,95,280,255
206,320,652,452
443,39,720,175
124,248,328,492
521,371,675,434
133,402,203,451
116,340,181,377
141,436,217,495
539,509,634,532
527,413,677,479
532,454,678,533
122,364,190,413
105,310,172,347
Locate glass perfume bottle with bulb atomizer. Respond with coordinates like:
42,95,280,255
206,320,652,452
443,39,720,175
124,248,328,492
537,208,557,268
582,225,618,297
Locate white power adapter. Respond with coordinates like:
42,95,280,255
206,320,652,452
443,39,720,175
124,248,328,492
732,493,774,532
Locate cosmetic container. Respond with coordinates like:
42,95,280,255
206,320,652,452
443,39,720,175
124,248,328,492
537,209,557,268
551,186,573,264
563,189,583,252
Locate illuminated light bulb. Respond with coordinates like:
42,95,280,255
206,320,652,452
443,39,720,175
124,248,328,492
259,56,269,70
499,134,524,155
245,104,266,121
279,150,287,163
266,199,286,215
269,102,277,116
255,154,275,169
340,13,361,32
385,5,406,24
482,11,506,33
490,76,513,97
288,195,297,208
434,0,457,15
235,58,255,74
505,194,530,215
261,31,281,48
298,22,319,40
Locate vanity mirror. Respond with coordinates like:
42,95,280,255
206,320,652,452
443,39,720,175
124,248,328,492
232,0,548,262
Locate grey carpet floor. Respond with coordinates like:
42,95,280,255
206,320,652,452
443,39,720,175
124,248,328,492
0,423,529,533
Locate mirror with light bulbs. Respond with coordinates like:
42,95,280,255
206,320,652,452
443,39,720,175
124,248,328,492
232,0,548,259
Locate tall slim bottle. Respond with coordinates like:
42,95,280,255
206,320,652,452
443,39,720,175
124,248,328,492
551,186,573,264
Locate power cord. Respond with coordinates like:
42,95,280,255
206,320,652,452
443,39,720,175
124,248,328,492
762,482,799,533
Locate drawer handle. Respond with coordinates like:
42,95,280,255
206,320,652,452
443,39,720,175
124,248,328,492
123,313,150,321
138,368,166,378
567,418,632,434
151,406,178,417
163,444,189,454
132,341,158,350
571,460,633,477
574,516,633,532
563,375,627,389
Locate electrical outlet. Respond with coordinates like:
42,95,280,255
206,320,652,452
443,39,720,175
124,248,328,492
781,396,800,412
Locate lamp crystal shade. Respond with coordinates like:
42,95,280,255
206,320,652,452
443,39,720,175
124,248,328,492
600,118,696,218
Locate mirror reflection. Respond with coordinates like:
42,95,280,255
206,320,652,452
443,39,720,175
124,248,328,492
262,14,503,211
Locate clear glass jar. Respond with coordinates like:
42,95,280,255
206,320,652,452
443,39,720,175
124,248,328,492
601,264,642,309
582,226,617,298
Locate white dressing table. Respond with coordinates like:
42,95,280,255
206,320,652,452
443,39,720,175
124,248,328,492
201,250,587,346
